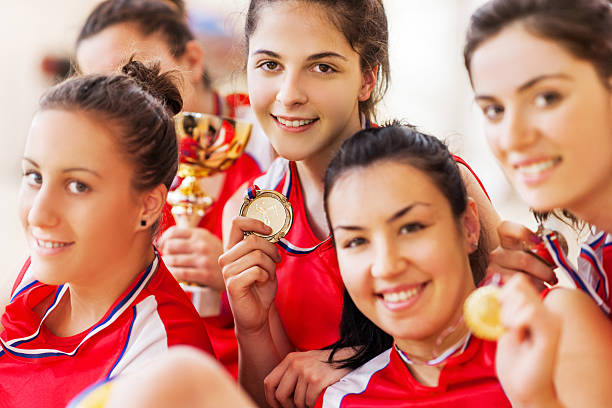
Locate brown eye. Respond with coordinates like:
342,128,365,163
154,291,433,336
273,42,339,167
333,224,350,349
67,180,90,194
24,171,42,187
483,104,504,121
535,91,561,108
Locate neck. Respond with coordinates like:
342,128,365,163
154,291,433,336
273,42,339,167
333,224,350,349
394,313,471,387
570,181,612,233
46,239,155,337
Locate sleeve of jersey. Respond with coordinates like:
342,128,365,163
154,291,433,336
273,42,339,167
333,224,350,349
452,154,491,201
151,279,214,353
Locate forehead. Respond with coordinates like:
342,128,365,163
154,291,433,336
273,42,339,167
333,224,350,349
470,23,589,93
77,23,174,74
26,109,122,166
248,2,353,57
328,161,448,224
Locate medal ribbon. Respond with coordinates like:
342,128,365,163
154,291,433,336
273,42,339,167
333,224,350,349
542,231,610,315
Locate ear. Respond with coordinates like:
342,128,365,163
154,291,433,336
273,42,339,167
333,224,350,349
180,40,206,86
136,184,168,231
461,197,481,254
358,65,378,102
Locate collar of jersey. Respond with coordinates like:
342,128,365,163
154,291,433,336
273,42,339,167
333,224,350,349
0,253,159,359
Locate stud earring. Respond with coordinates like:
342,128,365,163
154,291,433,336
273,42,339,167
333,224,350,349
141,220,147,227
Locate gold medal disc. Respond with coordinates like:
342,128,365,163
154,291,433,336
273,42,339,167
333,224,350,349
239,189,293,243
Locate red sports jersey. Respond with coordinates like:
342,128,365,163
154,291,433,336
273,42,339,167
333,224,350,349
315,338,510,408
251,158,344,350
0,254,213,408
247,156,491,351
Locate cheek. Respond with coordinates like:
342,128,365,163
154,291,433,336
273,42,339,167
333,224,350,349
247,72,273,106
338,256,371,300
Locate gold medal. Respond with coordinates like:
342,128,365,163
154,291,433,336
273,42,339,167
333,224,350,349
464,285,505,341
239,185,293,243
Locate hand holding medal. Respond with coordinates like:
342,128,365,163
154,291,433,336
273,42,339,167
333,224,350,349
239,185,293,243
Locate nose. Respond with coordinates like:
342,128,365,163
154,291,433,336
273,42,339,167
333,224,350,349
370,238,406,279
25,185,60,229
497,108,538,152
275,70,308,107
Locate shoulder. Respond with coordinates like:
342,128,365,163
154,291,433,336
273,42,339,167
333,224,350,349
136,259,213,352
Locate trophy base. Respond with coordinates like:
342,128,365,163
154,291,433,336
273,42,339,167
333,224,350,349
180,283,222,317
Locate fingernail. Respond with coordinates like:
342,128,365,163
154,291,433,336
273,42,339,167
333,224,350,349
264,224,273,234
550,274,559,285
529,233,542,245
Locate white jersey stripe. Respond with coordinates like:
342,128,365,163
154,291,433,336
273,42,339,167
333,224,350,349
106,296,169,378
321,348,392,408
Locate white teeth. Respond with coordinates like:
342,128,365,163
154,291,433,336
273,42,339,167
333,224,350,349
276,117,316,127
516,159,559,174
382,287,420,303
36,239,70,249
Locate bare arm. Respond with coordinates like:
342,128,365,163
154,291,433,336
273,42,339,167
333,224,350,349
545,288,612,407
221,187,293,406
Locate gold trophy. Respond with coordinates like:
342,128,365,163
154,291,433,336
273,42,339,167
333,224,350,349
168,112,252,317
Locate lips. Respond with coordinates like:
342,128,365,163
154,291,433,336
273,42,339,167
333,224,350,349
512,157,561,175
377,282,428,306
34,238,74,249
273,115,318,128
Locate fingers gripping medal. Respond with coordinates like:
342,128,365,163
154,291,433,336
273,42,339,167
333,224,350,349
525,224,569,268
239,185,293,243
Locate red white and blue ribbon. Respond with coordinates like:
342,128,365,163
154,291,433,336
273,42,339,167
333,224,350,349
543,231,610,316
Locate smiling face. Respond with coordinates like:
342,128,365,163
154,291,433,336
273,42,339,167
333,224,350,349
246,1,374,163
470,23,612,215
328,160,477,348
20,110,145,286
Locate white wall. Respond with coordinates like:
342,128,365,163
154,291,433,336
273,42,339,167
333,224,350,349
0,0,535,295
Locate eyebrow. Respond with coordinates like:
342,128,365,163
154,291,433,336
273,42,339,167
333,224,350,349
333,202,430,231
475,73,572,101
251,49,348,62
22,157,101,178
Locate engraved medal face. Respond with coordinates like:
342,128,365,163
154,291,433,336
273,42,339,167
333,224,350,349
240,189,293,243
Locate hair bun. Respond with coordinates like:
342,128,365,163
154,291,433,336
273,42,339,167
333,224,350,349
121,58,183,115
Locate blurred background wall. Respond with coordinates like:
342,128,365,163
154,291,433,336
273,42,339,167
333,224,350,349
0,0,535,294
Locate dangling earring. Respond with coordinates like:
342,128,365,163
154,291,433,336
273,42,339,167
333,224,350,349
471,241,478,251
141,220,147,227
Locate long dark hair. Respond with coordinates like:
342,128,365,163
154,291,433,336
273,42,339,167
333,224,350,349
244,0,390,121
322,123,487,368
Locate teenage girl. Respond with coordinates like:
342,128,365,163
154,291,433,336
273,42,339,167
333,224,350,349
218,0,500,406
465,0,612,315
0,60,213,408
75,0,274,376
317,124,612,408
464,0,612,405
